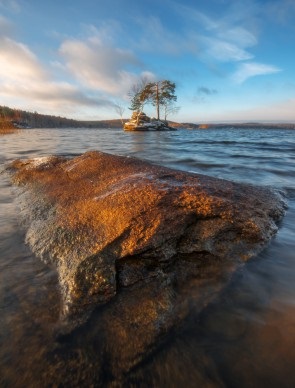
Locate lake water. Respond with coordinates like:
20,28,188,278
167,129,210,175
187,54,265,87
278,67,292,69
0,127,295,387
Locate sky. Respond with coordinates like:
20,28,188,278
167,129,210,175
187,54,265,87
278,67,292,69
0,0,295,123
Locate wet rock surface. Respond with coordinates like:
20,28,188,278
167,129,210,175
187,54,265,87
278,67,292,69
5,150,286,330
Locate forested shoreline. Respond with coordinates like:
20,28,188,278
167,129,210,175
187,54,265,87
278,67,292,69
1,105,294,130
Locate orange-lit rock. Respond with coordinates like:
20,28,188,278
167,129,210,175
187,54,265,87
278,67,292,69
124,111,175,131
6,151,286,327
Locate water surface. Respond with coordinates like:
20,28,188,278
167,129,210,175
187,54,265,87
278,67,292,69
1,127,294,386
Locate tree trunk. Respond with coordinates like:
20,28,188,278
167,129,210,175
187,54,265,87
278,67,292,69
156,82,160,120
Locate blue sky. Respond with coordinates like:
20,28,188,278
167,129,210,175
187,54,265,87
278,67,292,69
0,0,294,122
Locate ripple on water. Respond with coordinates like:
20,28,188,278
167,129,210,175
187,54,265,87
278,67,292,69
0,127,295,386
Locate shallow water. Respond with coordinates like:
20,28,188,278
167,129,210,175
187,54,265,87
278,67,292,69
0,127,295,387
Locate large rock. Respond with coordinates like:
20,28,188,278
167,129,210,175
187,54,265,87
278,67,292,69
6,151,286,327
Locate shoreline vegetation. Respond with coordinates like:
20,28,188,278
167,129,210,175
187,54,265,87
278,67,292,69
1,105,295,131
0,118,19,135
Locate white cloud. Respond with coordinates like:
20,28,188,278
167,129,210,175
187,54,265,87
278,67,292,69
203,37,253,62
0,34,114,114
0,17,156,118
176,4,258,61
176,5,220,32
217,27,257,48
0,36,46,80
59,36,155,95
132,11,257,66
172,0,284,88
232,62,282,83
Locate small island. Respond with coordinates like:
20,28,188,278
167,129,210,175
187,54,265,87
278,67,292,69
124,79,178,131
124,111,176,131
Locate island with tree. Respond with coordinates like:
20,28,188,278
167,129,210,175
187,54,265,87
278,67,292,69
1,103,295,133
124,79,178,131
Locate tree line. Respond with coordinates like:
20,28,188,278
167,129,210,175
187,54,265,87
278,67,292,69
0,105,92,128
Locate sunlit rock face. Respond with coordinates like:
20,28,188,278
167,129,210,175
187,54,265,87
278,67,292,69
124,111,175,131
6,151,286,327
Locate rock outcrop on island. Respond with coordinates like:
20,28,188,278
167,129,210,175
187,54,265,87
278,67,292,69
124,111,176,131
6,151,286,331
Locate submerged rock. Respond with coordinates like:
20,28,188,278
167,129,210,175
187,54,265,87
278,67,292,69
6,151,286,328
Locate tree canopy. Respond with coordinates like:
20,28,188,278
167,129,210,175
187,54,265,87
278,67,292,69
129,80,177,120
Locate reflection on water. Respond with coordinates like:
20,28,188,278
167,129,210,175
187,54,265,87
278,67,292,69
1,127,295,386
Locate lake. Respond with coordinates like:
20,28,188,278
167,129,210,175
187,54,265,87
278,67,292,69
1,127,295,387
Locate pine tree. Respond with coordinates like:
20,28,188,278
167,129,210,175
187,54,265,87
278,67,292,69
128,80,177,120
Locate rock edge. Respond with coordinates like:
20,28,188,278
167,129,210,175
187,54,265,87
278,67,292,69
5,151,286,326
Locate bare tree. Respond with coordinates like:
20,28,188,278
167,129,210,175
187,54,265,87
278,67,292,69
163,102,180,121
114,101,126,125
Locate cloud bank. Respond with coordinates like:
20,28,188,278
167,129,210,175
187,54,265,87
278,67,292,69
59,34,153,96
0,33,113,113
0,15,155,116
176,2,281,83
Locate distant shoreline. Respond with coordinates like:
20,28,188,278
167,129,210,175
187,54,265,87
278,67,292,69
1,105,295,130
9,120,295,130
177,122,295,130
61,120,295,130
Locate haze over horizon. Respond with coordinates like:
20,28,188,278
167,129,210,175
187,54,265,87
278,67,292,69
0,0,295,123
